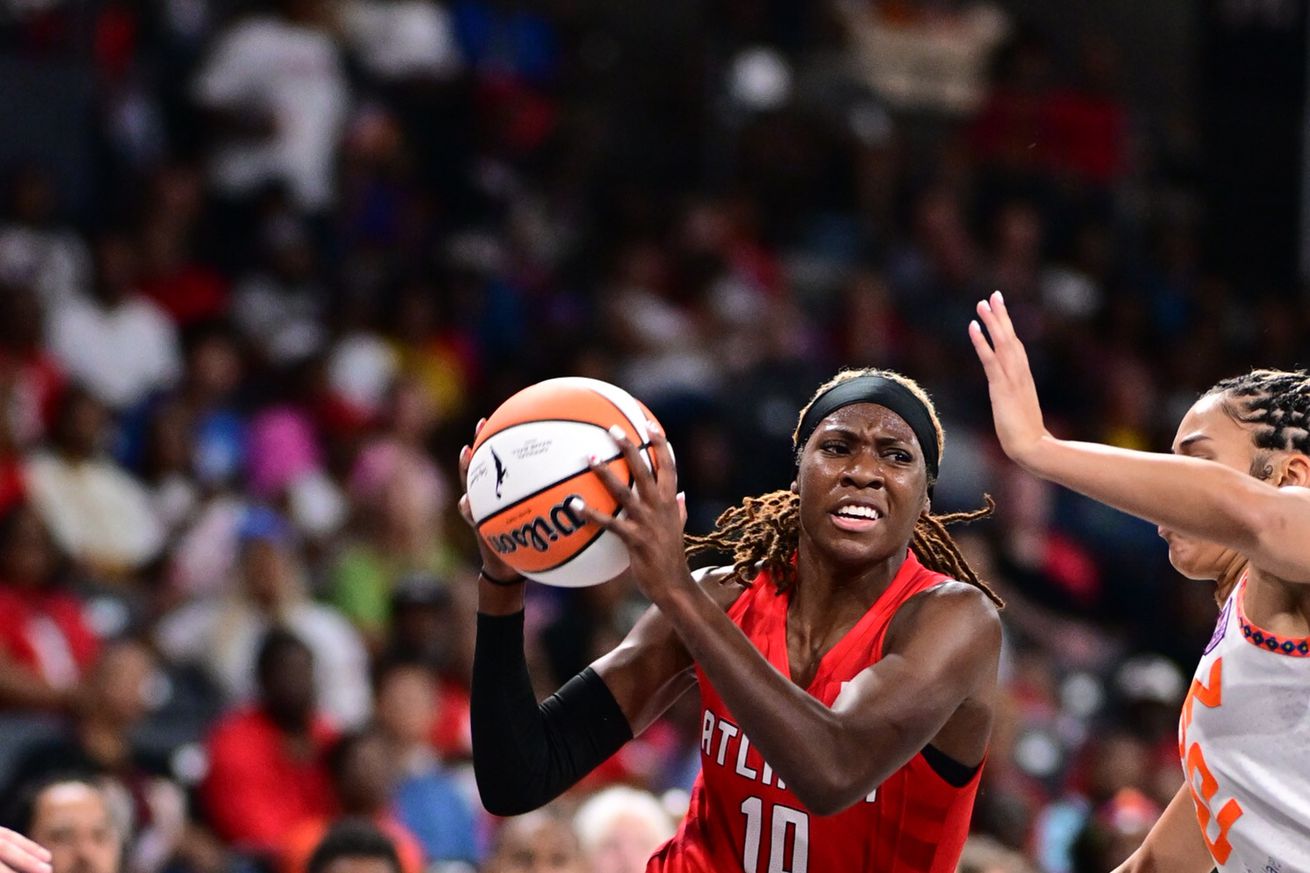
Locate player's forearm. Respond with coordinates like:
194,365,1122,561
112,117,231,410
655,582,896,815
1115,783,1214,873
1021,436,1263,551
470,611,632,816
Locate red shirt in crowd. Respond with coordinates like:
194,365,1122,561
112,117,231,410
0,585,100,694
201,706,337,853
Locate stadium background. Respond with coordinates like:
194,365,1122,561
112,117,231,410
0,0,1305,870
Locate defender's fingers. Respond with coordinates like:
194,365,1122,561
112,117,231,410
968,320,1000,379
989,290,1019,343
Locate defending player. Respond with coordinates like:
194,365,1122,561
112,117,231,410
970,290,1310,872
461,368,1004,873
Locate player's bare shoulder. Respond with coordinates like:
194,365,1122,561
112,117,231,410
885,579,1002,654
692,565,750,611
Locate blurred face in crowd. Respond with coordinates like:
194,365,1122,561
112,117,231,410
92,236,138,306
319,858,394,873
29,782,122,873
90,640,158,728
241,539,300,608
259,641,316,728
188,334,244,402
55,390,110,459
1162,393,1258,580
336,732,397,813
1,507,57,589
485,814,586,873
585,813,668,873
375,664,437,747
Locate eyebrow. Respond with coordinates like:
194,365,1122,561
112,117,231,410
819,426,915,446
1176,434,1212,452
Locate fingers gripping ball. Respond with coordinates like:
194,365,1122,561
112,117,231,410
467,378,667,587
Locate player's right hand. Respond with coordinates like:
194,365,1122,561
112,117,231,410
458,418,521,582
968,290,1052,468
0,828,52,873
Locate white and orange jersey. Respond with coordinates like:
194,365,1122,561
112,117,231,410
1179,575,1310,872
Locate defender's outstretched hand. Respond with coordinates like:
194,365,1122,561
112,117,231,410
968,290,1051,468
0,828,51,873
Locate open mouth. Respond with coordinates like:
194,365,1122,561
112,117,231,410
830,504,883,531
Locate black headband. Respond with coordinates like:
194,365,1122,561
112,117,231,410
794,375,940,482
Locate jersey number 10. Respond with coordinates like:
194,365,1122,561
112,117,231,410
740,796,809,873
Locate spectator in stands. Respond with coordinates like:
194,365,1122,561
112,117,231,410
3,639,185,873
200,628,336,858
156,506,371,727
481,810,584,873
0,285,66,452
46,230,182,413
0,505,98,712
305,820,400,873
23,387,165,578
572,787,673,873
372,659,478,866
281,728,424,873
192,0,350,215
8,777,121,873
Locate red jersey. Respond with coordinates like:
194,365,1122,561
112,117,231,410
648,551,982,873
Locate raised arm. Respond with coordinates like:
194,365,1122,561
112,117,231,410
578,423,1001,816
969,290,1310,582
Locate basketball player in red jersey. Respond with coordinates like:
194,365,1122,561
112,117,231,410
460,368,1004,873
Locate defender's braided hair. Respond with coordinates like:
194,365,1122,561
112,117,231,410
1208,369,1310,465
1205,369,1310,604
685,369,1002,606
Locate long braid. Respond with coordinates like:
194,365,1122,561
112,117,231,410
685,490,800,588
684,368,1002,606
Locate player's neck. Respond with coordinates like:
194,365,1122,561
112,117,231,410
792,541,904,627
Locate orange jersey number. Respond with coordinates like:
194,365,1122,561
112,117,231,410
1179,658,1243,864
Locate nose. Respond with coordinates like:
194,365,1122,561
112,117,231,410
841,449,885,489
1157,526,1171,541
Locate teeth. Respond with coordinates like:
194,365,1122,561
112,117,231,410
836,506,880,520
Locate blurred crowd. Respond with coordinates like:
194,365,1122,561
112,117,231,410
0,0,1300,871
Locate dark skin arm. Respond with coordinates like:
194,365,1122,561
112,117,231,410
577,423,1002,815
458,426,744,736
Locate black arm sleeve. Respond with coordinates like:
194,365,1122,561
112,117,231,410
471,611,633,816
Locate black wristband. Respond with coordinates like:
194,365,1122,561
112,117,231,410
480,567,525,586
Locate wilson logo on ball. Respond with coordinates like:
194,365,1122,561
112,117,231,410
486,495,587,555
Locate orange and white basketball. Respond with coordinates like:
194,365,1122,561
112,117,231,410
466,377,666,587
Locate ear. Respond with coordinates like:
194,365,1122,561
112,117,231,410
1279,453,1310,487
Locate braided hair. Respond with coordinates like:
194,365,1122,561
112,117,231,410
685,369,1002,606
1208,369,1310,474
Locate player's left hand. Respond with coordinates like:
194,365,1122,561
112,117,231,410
572,421,690,603
968,290,1051,468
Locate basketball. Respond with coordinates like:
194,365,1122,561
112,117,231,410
466,377,666,587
